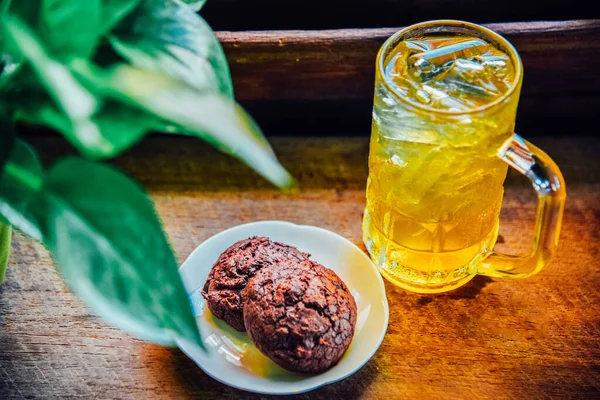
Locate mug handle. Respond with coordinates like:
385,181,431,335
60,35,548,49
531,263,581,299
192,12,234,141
478,134,566,279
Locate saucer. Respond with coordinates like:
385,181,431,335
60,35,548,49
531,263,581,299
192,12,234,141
176,221,389,395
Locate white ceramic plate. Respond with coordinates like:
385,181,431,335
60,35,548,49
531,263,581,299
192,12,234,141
176,221,389,395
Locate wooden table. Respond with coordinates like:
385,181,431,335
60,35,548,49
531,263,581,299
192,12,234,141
1,135,599,399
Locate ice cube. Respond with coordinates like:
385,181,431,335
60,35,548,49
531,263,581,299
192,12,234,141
442,61,502,98
454,58,485,74
391,154,407,167
475,54,511,78
408,39,489,81
476,54,509,69
416,49,511,109
419,84,470,111
415,88,431,105
383,36,514,111
403,39,433,53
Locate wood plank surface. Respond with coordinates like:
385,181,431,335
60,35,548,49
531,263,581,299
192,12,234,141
217,20,600,101
1,135,599,399
212,20,600,136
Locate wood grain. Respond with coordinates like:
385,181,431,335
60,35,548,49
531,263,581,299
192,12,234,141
216,20,600,101
1,135,599,399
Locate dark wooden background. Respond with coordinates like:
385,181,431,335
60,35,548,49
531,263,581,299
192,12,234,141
215,20,600,136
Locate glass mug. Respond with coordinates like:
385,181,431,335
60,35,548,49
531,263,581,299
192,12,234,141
362,20,566,293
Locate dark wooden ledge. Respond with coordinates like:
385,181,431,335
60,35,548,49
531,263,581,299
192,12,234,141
216,20,600,101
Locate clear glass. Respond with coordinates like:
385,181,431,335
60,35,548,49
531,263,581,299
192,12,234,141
363,20,566,293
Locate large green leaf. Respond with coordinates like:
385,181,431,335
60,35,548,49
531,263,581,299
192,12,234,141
109,0,233,97
0,146,203,347
2,0,39,35
0,1,8,17
2,0,139,52
1,16,101,142
38,0,102,59
1,16,154,159
71,61,295,188
43,158,202,347
15,97,156,158
0,0,12,51
101,0,141,34
87,101,161,148
0,138,43,240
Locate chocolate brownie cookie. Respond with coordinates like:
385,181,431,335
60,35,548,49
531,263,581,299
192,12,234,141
202,237,310,331
243,260,357,373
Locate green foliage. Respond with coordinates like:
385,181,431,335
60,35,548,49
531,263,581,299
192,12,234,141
70,60,293,187
0,0,294,347
3,16,103,155
110,0,233,96
38,0,102,58
0,139,43,240
0,140,203,346
101,0,142,33
45,158,203,347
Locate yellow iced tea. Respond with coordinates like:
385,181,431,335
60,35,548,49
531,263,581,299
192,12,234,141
363,25,523,293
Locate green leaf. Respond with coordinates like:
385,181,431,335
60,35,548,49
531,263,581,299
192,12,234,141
87,101,160,149
110,0,233,97
181,0,207,11
0,0,11,51
2,0,39,35
38,0,102,59
101,0,141,34
15,97,155,158
0,138,44,240
0,146,204,347
1,16,100,136
42,158,202,348
2,16,152,159
0,0,9,16
71,61,295,188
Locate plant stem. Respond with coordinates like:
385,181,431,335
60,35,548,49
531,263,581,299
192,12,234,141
0,223,10,285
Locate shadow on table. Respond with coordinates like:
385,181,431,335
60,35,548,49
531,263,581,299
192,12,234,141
446,275,493,300
385,274,494,305
161,345,379,399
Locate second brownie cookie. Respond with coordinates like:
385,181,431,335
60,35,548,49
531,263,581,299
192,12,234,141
202,237,310,331
243,260,357,373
